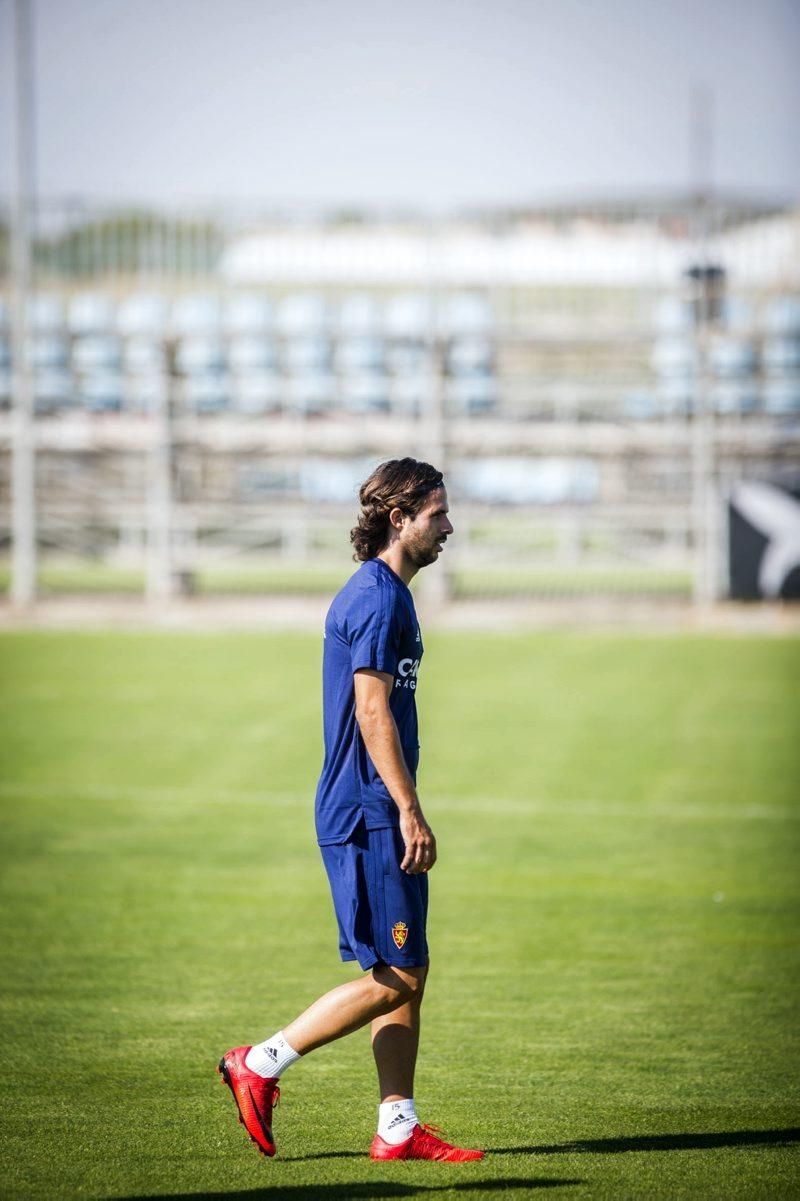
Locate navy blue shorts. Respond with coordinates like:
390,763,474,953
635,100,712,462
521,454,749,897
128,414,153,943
320,821,429,971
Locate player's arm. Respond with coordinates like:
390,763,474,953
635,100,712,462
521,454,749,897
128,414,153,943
353,668,437,875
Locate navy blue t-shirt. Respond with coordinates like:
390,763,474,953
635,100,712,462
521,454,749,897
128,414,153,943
315,558,423,845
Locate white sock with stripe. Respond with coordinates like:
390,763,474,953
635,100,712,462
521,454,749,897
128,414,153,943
378,1098,418,1144
245,1030,300,1078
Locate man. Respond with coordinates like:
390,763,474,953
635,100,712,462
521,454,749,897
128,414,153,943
218,457,483,1163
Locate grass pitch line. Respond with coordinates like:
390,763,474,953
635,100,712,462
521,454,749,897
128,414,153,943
0,780,795,823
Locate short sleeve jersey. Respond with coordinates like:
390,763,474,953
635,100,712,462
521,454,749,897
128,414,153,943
314,558,423,845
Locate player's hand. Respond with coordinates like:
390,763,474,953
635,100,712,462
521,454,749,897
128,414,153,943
399,808,437,874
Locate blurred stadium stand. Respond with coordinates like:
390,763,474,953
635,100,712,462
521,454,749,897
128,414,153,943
1,199,799,606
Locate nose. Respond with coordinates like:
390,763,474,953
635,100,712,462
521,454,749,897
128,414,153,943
443,518,454,535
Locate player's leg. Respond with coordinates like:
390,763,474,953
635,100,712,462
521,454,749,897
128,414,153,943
369,966,481,1163
370,965,428,1100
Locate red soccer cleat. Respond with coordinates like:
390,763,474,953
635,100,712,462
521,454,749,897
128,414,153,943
370,1122,484,1162
217,1045,280,1157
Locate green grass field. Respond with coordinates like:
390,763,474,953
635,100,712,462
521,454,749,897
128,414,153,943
1,629,798,1200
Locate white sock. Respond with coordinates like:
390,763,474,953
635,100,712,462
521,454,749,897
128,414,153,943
377,1098,419,1145
245,1030,300,1079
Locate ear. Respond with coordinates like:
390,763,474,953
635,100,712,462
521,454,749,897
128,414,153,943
388,505,405,532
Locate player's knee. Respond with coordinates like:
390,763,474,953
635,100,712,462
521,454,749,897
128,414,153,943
401,966,427,1000
372,963,426,1005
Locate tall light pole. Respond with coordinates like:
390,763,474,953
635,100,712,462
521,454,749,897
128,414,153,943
418,218,450,609
689,83,717,610
10,0,36,608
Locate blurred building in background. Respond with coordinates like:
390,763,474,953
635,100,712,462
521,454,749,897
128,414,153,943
1,197,799,610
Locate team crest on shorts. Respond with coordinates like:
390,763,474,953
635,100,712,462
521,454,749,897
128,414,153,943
392,921,409,949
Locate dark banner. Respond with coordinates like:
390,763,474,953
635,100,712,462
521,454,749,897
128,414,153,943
728,482,800,601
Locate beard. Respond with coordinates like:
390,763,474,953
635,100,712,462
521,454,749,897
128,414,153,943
406,532,443,568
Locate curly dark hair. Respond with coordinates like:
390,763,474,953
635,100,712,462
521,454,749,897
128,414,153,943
350,458,444,561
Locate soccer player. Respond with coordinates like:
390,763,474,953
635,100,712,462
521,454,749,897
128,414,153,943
218,457,483,1163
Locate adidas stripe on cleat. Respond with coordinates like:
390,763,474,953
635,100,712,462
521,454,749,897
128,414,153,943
217,1045,280,1157
370,1123,484,1162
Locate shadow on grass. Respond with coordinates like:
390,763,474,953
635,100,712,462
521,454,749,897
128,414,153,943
491,1127,800,1156
117,1180,582,1200
114,1128,799,1199
277,1125,800,1162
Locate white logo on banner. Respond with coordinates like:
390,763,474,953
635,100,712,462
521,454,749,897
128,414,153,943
733,482,800,598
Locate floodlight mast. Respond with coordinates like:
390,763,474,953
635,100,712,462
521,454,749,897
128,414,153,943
10,0,36,609
689,83,718,609
416,217,449,609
